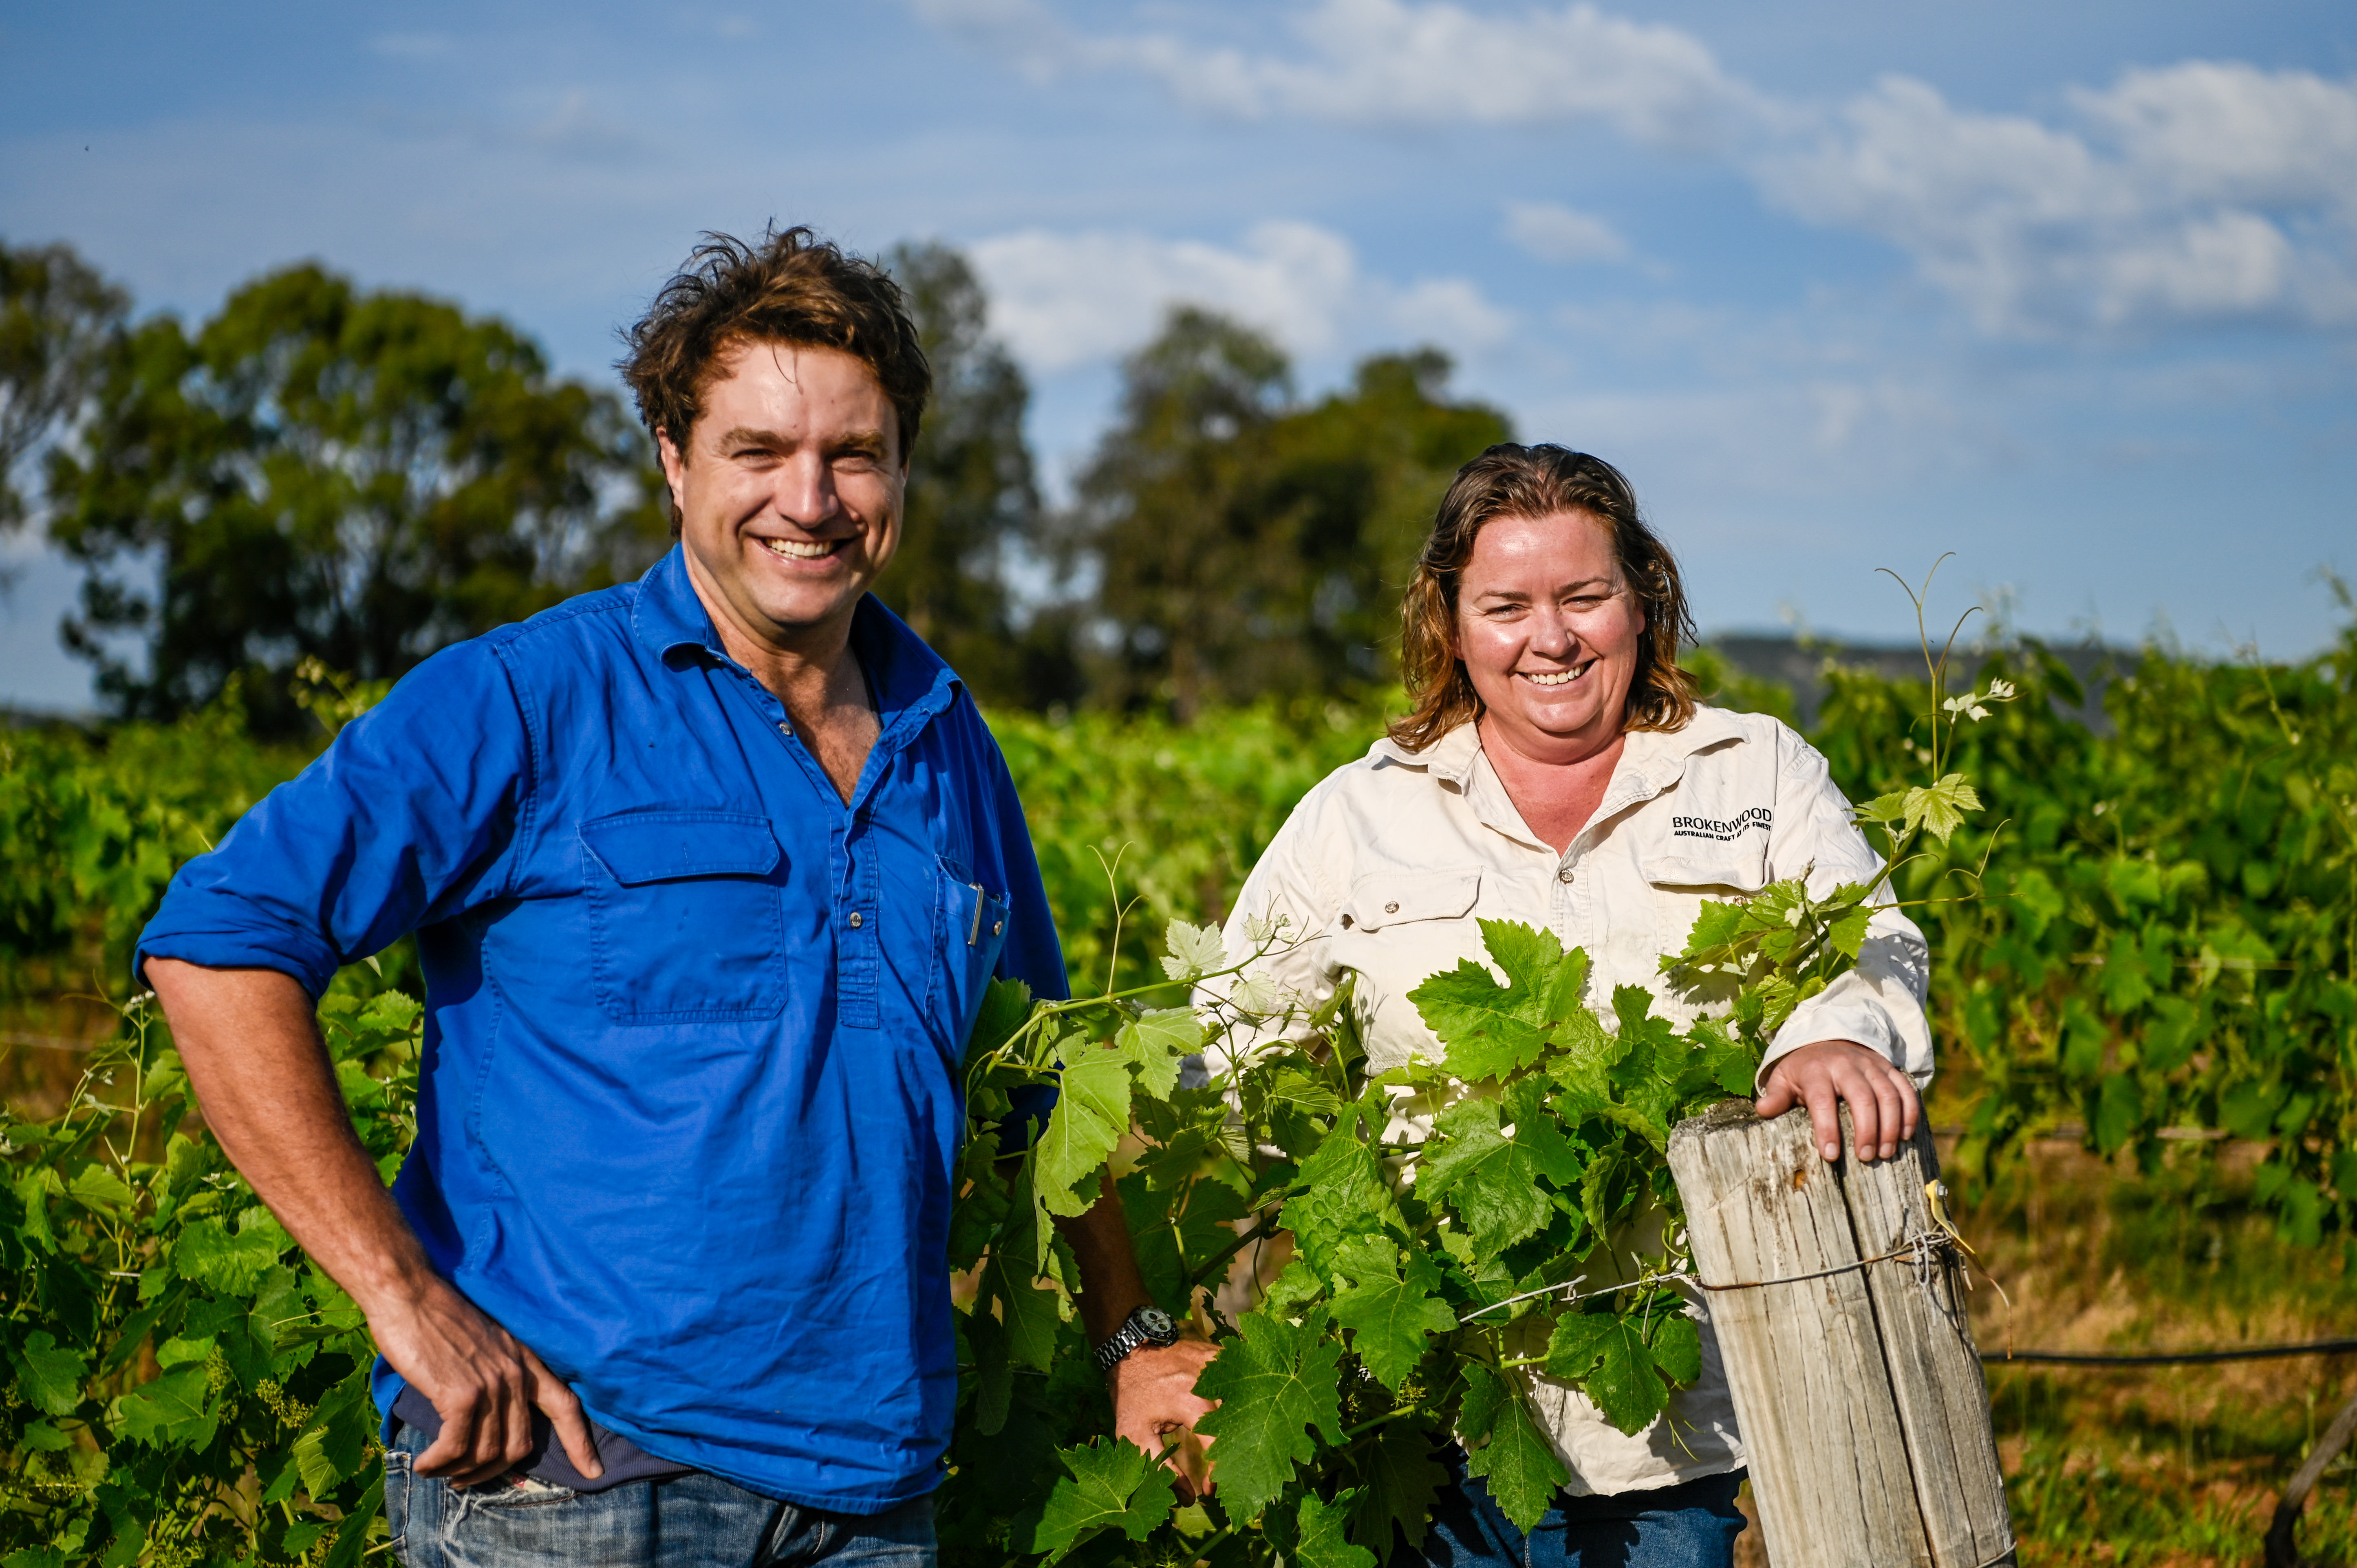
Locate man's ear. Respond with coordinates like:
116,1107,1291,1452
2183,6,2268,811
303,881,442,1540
657,428,691,502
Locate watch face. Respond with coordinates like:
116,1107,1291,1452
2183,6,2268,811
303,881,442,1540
1137,1306,1177,1342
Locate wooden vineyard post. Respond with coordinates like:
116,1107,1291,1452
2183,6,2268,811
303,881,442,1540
1667,1102,2015,1568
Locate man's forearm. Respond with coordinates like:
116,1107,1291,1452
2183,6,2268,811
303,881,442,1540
1053,1175,1153,1343
146,958,602,1482
146,958,436,1314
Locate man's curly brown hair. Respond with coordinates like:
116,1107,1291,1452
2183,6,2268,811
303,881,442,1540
618,227,931,533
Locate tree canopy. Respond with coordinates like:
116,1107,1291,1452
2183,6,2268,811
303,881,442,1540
1062,307,1511,718
1,240,128,537
45,264,664,733
879,242,1065,710
22,244,1519,724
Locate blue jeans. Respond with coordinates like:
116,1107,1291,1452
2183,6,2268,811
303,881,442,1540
1391,1449,1747,1568
385,1424,937,1568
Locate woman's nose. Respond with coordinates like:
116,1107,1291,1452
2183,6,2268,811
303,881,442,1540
1526,606,1576,654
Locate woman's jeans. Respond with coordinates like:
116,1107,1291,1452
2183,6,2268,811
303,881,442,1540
1390,1449,1748,1568
384,1423,937,1568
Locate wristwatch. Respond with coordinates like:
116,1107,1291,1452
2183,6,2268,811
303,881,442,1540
1092,1304,1181,1375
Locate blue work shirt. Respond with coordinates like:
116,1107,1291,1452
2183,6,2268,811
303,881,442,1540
134,546,1067,1511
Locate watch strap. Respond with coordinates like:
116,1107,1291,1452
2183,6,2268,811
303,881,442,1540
1092,1305,1178,1374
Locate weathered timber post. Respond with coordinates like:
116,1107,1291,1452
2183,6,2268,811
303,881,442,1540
1667,1101,2014,1568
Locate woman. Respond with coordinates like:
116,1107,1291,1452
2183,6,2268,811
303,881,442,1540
1214,444,1932,1566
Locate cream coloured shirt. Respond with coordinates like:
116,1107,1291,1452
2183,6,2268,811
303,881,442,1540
1208,706,1933,1495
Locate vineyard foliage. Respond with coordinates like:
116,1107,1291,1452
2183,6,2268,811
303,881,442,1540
2,614,2353,1564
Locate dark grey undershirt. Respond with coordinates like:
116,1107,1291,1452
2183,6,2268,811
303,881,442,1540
391,1383,697,1493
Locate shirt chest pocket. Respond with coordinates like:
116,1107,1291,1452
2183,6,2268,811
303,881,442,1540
580,810,787,1023
1332,868,1483,974
930,855,1010,1054
1643,840,1771,961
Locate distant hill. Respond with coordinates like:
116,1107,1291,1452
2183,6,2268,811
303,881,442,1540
1700,634,2127,731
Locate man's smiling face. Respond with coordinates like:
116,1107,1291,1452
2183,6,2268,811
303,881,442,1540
659,339,904,660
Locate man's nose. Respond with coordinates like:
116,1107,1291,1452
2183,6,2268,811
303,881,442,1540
771,454,839,525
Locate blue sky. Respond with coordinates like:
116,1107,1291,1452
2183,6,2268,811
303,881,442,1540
3,0,2353,711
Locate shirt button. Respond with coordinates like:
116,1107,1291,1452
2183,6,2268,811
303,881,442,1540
992,920,1003,936
1558,866,1576,883
1384,901,1399,914
848,912,864,929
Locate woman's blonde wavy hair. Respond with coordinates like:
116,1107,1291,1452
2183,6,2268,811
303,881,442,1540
1388,444,1699,753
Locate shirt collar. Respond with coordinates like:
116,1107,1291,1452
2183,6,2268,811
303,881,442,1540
628,544,964,734
1367,703,1753,839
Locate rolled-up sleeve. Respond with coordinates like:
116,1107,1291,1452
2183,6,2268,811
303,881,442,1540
134,641,532,998
1760,736,1934,1090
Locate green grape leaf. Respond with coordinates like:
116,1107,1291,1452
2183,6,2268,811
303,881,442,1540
175,1208,290,1295
1650,1313,1702,1385
1855,791,1908,827
1543,1308,1678,1436
1410,960,1547,1080
1417,1098,1560,1253
10,1332,88,1417
1330,1246,1457,1390
1462,1385,1567,1532
1162,920,1228,982
965,1303,1014,1436
1036,1047,1133,1217
1295,1489,1378,1568
65,1165,136,1214
1547,1002,1621,1111
1541,944,1591,1030
1029,1437,1176,1561
110,1362,218,1449
1409,920,1580,1079
1193,1307,1347,1519
1457,1362,1511,1445
1824,894,1873,962
1116,1007,1199,1100
322,1475,384,1568
1285,1132,1406,1278
1902,773,1981,843
1679,1016,1758,1099
966,978,1035,1066
1349,1419,1447,1555
1606,988,1682,1147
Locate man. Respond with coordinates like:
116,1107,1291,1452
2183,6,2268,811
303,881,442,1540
138,228,1213,1568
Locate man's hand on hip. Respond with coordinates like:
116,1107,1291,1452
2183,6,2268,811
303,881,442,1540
370,1277,602,1487
145,958,604,1487
1109,1338,1219,1502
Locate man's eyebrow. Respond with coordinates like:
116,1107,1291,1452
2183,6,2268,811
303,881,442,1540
715,425,788,450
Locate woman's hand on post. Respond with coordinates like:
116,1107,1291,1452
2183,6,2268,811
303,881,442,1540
1754,1039,1920,1163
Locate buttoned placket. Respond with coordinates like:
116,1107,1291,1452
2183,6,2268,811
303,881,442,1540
711,661,889,1030
1460,745,1685,966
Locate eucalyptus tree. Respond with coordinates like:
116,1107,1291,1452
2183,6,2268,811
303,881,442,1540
46,264,664,734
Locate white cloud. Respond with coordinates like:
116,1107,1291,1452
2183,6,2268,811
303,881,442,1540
913,0,1774,149
1758,67,2357,334
1503,200,1629,264
968,220,1507,372
939,3,2357,339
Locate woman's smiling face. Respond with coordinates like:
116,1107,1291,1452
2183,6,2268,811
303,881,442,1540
1453,509,1645,765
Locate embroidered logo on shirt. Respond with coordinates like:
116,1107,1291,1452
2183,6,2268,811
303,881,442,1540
1671,807,1773,841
